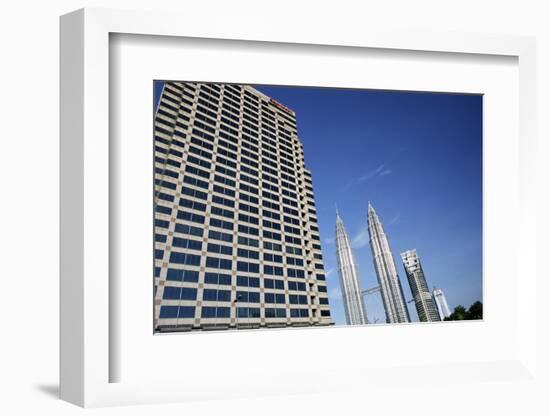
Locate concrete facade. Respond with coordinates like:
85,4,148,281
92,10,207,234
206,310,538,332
153,82,331,332
367,203,411,324
401,249,441,322
432,287,452,320
335,212,368,325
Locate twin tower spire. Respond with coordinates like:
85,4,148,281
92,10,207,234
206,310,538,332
335,211,368,325
335,203,410,325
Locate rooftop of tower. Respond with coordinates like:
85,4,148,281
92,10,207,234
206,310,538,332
244,85,296,117
367,201,376,213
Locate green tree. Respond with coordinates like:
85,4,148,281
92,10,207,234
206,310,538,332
445,305,468,321
467,301,483,320
444,301,483,321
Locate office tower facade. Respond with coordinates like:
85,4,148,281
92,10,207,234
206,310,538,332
335,212,368,325
432,287,451,320
153,82,331,332
367,203,410,323
400,250,441,322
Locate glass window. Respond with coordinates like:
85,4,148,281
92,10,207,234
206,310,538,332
203,289,217,301
155,233,167,243
159,306,179,318
179,306,195,318
163,286,181,300
180,287,197,300
201,306,216,318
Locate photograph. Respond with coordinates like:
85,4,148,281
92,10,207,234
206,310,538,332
153,81,483,333
2,0,543,412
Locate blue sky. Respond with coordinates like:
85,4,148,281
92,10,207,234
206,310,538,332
154,82,483,325
255,85,482,325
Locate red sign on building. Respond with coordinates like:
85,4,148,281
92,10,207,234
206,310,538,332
269,98,294,115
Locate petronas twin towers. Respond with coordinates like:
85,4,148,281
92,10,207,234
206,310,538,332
335,202,411,325
335,211,368,325
367,203,411,323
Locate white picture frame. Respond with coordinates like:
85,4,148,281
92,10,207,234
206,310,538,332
60,7,538,408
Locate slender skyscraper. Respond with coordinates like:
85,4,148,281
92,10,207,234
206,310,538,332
335,211,368,325
401,249,440,322
367,203,410,323
432,287,451,320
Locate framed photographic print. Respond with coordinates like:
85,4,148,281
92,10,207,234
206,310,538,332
151,80,482,332
60,7,538,408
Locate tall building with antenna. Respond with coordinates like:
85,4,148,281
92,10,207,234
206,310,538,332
367,203,410,323
335,210,368,325
401,249,440,322
432,287,451,320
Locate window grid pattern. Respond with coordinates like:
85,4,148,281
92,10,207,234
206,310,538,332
154,82,331,332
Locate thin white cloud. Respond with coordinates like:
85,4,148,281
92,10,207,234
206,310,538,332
325,268,335,278
323,236,335,245
351,225,370,249
343,164,393,192
341,179,357,191
357,164,385,183
388,213,400,225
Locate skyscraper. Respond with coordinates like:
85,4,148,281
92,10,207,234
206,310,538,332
401,249,440,322
432,287,451,320
153,82,332,332
335,211,368,325
367,203,410,323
